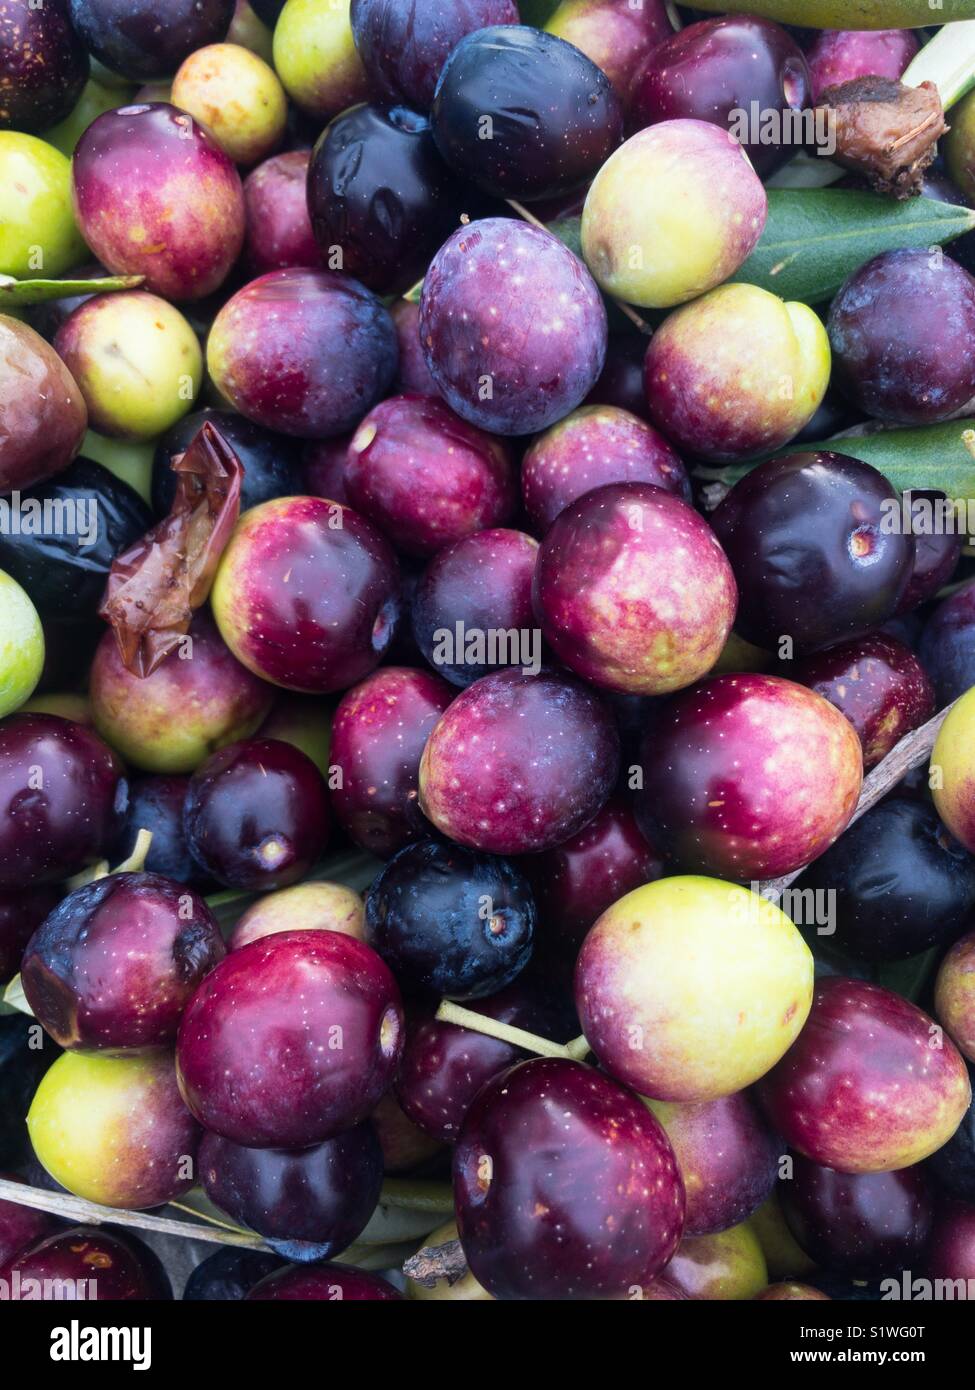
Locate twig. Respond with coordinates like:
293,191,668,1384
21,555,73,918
435,999,588,1061
0,1177,269,1251
758,700,956,902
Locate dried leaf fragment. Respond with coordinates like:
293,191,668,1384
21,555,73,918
816,77,947,200
99,421,243,677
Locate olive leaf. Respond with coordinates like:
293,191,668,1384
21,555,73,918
730,189,975,304
1,973,32,1017
0,274,144,307
695,419,975,506
517,0,563,26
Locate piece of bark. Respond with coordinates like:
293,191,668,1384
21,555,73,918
99,421,243,678
816,76,947,200
402,1238,468,1289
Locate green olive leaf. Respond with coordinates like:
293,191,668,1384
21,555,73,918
730,190,975,304
1,973,33,1017
695,420,975,509
518,0,563,26
0,274,144,307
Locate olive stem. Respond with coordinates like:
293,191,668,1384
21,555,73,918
435,999,589,1062
64,827,155,893
759,699,957,904
113,827,153,875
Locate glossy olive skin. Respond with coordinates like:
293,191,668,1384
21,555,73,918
365,839,535,1001
247,1263,403,1300
0,0,89,133
176,930,405,1148
628,15,810,176
585,333,653,420
308,103,467,295
534,482,737,696
522,406,689,534
68,0,234,80
243,148,320,275
928,1063,975,1203
411,529,538,687
828,250,975,425
90,612,274,777
895,489,963,614
0,714,126,890
390,298,438,397
521,797,664,977
350,0,519,110
345,394,516,558
330,666,453,858
184,738,330,892
0,886,59,983
920,580,975,706
0,1015,57,1168
0,1187,59,1267
419,668,620,855
112,776,205,886
454,1057,685,1300
789,633,935,770
647,1092,781,1238
661,1222,768,1300
807,27,918,102
419,219,607,437
799,799,975,962
0,458,150,624
183,1247,286,1301
303,437,351,505
755,1282,830,1301
21,872,224,1050
72,103,245,302
206,269,398,437
758,978,972,1174
925,1199,975,1287
780,1156,934,1278
151,409,300,518
199,1122,383,1258
0,316,87,496
0,1226,172,1300
211,496,401,694
635,674,862,882
396,977,576,1145
711,452,914,655
431,26,622,202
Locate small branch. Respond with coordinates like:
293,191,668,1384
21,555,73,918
435,999,587,1061
402,1238,468,1290
0,1177,268,1251
759,700,955,903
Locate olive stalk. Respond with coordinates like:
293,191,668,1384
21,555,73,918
903,20,975,109
434,999,590,1062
